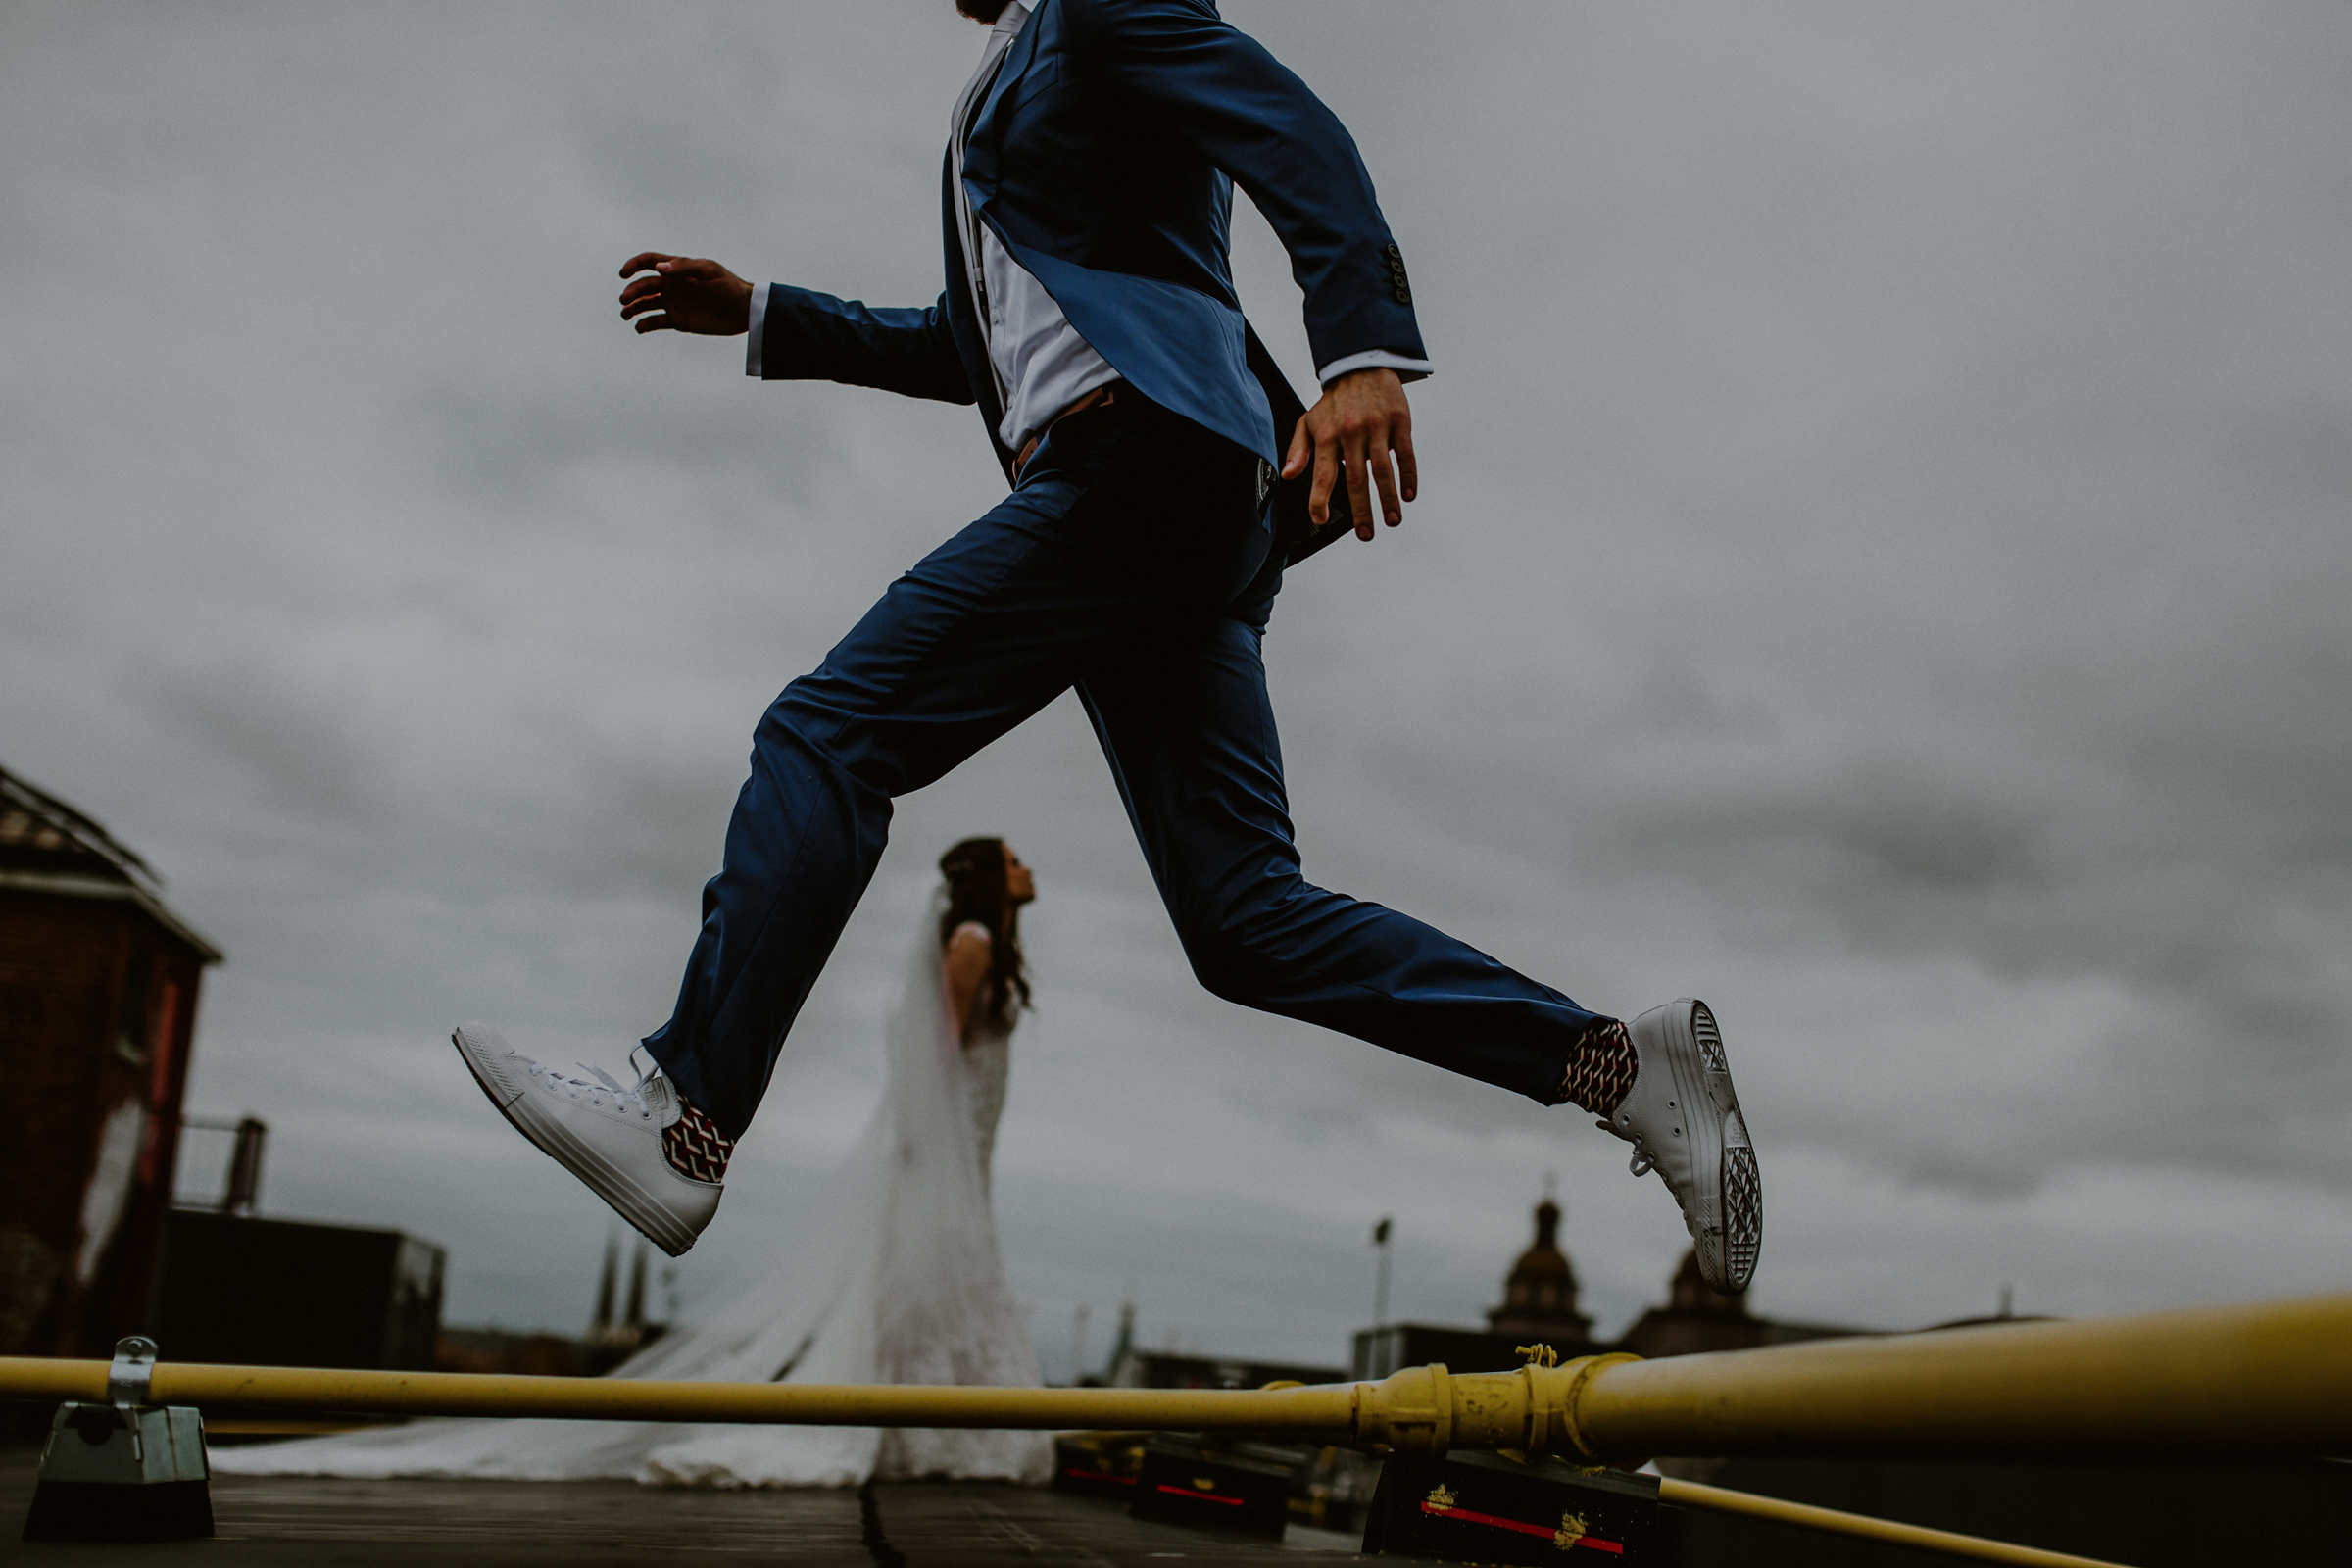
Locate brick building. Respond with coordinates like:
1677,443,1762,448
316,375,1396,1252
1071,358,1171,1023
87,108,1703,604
0,765,220,1357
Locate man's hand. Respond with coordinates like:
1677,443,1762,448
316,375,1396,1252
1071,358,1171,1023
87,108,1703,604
617,253,754,336
1280,367,1418,541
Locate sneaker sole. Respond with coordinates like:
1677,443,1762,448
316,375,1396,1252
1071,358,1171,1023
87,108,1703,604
1640,999,1761,1294
1690,1003,1762,1291
451,1026,702,1257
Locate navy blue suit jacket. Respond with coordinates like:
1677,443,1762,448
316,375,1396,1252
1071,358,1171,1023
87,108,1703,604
756,0,1426,559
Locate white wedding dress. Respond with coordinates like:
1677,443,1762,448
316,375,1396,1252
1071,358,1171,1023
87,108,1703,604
215,893,1051,1487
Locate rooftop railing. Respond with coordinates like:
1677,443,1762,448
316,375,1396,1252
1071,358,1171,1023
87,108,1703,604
10,1289,2346,1566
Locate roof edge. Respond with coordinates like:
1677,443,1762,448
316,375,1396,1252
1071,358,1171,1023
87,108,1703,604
0,868,224,965
0,765,164,891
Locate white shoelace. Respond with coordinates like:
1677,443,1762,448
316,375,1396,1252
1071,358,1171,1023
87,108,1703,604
523,1056,657,1120
1598,1109,1659,1178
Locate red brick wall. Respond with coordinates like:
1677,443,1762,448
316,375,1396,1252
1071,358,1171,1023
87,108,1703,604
0,888,208,1356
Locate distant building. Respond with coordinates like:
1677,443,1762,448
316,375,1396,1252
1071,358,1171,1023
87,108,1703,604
433,1229,669,1378
1353,1194,1612,1380
1618,1247,1769,1357
1354,1191,1862,1379
150,1209,445,1371
580,1230,667,1373
0,765,220,1357
1485,1194,1593,1343
436,1325,593,1378
1618,1249,1852,1358
1111,1350,1347,1391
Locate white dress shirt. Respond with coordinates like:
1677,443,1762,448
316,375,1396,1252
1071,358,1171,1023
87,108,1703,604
949,2,1118,452
750,1,1432,449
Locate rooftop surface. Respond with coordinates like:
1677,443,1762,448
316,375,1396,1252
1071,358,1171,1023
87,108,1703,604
1,1450,1416,1566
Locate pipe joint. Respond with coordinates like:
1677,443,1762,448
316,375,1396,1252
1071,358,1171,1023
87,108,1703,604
1354,1361,1454,1456
1352,1352,1644,1459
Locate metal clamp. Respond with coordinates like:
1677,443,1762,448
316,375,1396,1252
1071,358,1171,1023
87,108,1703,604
107,1337,158,1410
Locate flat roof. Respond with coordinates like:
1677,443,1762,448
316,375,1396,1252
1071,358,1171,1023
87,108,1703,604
1,1449,1408,1565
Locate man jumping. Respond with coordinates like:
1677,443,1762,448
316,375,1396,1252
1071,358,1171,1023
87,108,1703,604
452,0,1763,1295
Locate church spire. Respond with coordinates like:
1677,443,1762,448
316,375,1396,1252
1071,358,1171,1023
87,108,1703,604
1485,1189,1593,1344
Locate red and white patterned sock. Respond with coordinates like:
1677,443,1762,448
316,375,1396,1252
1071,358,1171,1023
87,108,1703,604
662,1095,734,1184
1559,1018,1639,1117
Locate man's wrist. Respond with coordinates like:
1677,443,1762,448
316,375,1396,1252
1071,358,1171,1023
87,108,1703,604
1330,366,1401,394
1315,348,1432,388
745,283,768,376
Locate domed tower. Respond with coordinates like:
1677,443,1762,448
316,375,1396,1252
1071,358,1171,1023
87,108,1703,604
1485,1193,1592,1342
1664,1247,1750,1317
1616,1247,1764,1359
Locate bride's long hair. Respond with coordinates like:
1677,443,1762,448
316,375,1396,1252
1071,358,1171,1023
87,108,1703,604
938,837,1032,1029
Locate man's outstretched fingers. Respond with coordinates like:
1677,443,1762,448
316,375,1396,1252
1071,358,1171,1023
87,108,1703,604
611,253,753,336
1282,415,1313,483
1289,368,1417,539
1369,433,1403,527
1343,422,1378,541
1308,426,1340,528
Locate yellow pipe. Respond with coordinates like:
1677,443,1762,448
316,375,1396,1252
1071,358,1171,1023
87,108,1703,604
1569,1291,2352,1461
1658,1478,2133,1568
2,1291,2346,1464
0,1357,1357,1434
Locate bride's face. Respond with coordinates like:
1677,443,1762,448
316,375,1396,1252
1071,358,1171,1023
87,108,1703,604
1004,844,1036,905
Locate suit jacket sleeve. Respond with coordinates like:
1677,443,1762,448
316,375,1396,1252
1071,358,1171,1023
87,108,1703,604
756,284,977,406
1062,0,1428,377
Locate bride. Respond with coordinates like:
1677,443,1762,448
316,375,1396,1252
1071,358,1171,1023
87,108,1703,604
217,838,1051,1487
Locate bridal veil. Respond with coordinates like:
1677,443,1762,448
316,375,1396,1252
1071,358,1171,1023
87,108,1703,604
214,889,1050,1487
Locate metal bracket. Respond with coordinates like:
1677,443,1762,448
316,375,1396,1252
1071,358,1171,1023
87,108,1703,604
108,1336,158,1411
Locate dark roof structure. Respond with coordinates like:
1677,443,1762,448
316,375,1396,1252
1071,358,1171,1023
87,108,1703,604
0,764,220,961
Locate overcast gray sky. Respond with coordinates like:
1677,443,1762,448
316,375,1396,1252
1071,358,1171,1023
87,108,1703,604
6,1,2349,1378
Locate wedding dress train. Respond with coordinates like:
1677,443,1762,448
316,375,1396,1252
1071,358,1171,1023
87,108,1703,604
214,892,1050,1487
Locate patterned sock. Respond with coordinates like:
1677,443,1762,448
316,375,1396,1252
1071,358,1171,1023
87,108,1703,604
662,1094,735,1184
1559,1018,1639,1117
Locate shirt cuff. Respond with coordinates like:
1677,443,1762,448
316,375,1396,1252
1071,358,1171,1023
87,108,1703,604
1315,349,1433,388
745,284,769,378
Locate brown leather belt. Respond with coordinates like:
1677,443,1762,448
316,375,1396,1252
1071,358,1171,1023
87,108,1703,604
1014,383,1120,479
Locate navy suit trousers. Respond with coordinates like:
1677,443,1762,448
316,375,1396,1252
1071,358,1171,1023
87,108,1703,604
643,395,1608,1139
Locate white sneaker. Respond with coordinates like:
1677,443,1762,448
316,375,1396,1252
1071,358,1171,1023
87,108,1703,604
451,1023,721,1256
1599,999,1760,1294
